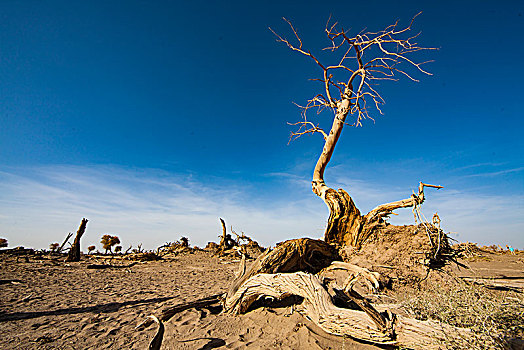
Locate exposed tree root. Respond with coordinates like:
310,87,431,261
224,271,471,349
226,238,339,300
136,294,223,348
136,315,164,350
137,237,469,348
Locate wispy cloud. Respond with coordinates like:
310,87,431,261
451,162,507,172
463,166,524,178
0,165,327,250
0,163,523,251
388,189,524,247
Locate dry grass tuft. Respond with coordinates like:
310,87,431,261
398,279,523,349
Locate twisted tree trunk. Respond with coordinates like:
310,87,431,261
310,88,442,247
225,271,471,349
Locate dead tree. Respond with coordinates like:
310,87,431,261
271,14,439,247
57,232,73,253
137,16,468,348
138,238,472,348
217,218,236,255
65,218,88,262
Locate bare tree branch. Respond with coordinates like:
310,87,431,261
271,14,436,197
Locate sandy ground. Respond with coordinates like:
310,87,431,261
0,250,381,349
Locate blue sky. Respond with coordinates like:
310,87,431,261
1,1,523,250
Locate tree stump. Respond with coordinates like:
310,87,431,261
65,218,88,262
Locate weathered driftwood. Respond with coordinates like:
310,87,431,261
226,238,339,300
137,249,469,348
65,218,88,262
136,315,164,350
224,271,471,349
318,261,380,292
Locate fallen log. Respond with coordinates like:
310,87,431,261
224,271,472,349
226,238,339,301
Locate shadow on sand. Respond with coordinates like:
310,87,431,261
0,296,176,322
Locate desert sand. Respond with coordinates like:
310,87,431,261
0,249,381,349
1,240,522,349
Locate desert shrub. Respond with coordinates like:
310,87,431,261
114,245,122,253
0,238,8,248
205,242,219,251
49,242,59,252
157,237,192,256
87,245,96,254
100,234,121,254
399,280,523,349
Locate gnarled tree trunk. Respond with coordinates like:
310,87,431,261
224,271,472,349
309,100,442,247
319,181,442,247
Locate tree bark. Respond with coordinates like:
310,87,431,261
305,66,442,248
224,271,471,349
226,238,339,301
320,182,442,247
219,218,227,247
65,218,88,262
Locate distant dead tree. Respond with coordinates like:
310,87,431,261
0,238,8,248
132,243,144,254
101,234,120,254
217,218,237,255
57,232,73,253
271,14,440,247
66,218,88,262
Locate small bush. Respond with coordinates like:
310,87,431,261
49,243,59,252
100,234,121,254
399,280,523,349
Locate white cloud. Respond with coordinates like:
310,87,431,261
388,189,524,247
0,164,522,252
463,166,524,178
0,166,327,251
